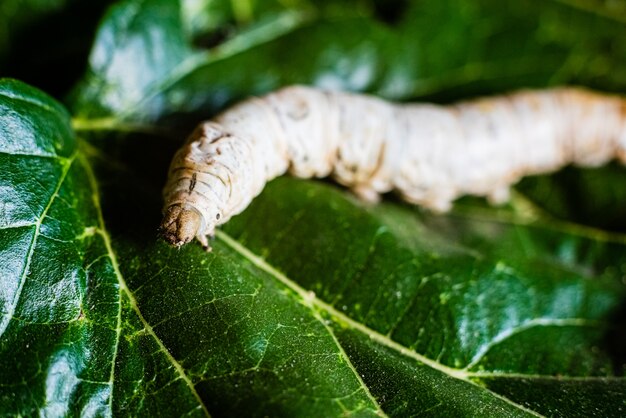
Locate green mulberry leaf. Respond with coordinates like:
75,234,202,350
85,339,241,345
2,0,626,416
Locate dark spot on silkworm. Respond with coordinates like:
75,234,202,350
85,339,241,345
371,141,386,175
189,173,197,192
216,213,221,220
216,147,222,155
287,101,309,120
209,132,232,144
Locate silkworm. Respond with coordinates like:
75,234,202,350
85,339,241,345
160,86,626,249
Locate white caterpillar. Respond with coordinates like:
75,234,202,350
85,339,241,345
160,86,626,249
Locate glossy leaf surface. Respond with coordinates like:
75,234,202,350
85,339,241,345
1,0,626,416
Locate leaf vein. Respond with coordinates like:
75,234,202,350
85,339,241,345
463,317,603,371
114,10,309,120
217,230,558,417
79,153,211,417
0,153,76,337
550,0,626,24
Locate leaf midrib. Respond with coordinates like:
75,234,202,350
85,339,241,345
453,190,626,246
106,9,310,122
79,153,211,417
215,230,549,417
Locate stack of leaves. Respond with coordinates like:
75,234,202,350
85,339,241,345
1,0,625,416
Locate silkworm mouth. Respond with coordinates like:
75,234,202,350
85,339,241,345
160,204,203,247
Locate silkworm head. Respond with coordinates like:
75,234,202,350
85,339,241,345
160,204,205,247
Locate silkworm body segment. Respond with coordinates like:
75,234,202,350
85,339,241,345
161,86,626,248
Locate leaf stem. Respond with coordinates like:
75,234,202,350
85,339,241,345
71,117,178,137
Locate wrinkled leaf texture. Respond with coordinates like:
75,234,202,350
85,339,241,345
1,0,626,417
